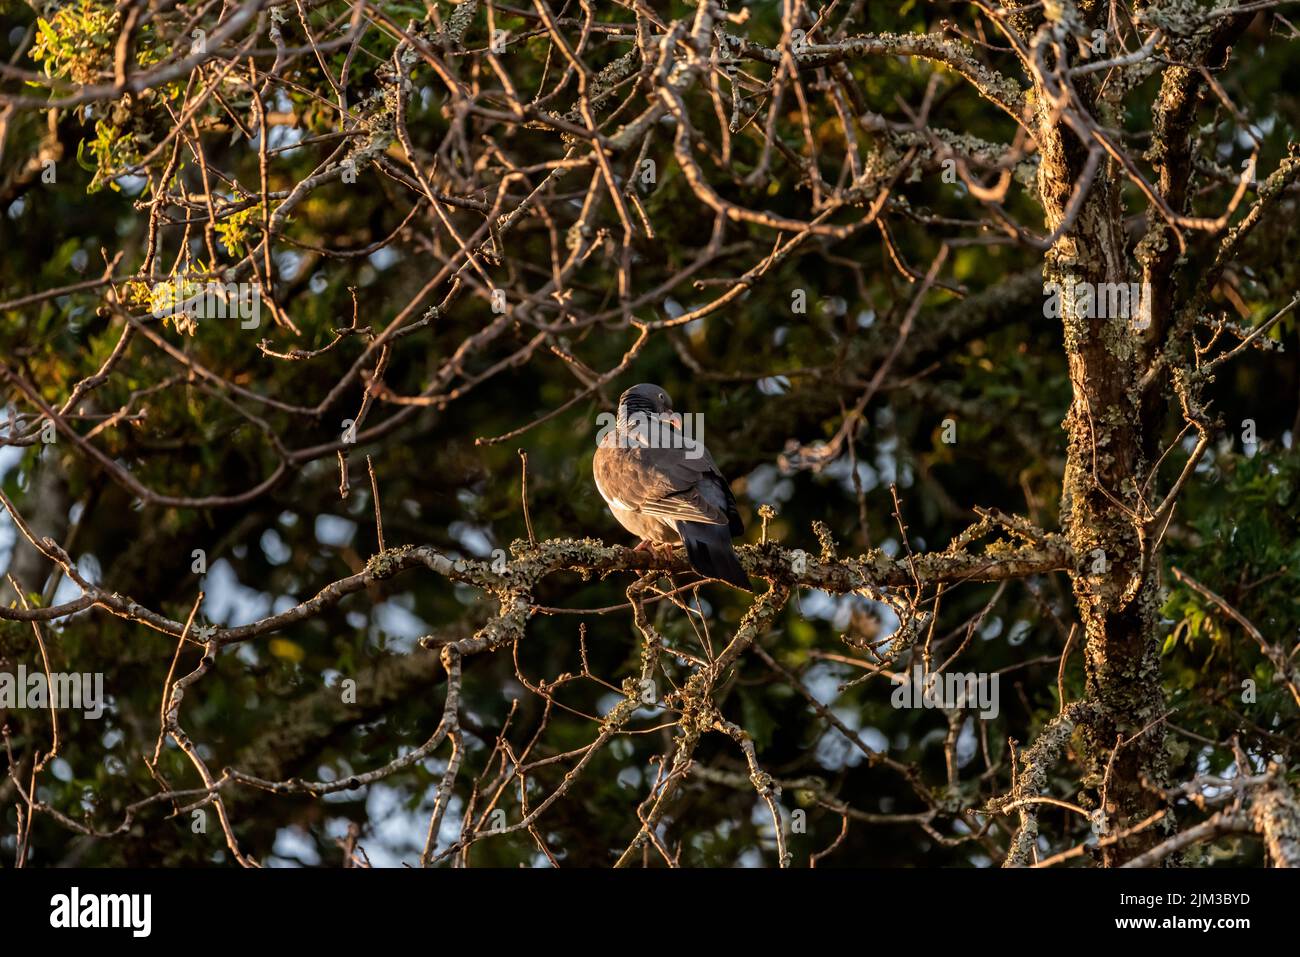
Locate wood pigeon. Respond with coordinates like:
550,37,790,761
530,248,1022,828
593,383,752,591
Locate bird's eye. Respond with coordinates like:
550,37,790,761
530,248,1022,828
658,393,666,403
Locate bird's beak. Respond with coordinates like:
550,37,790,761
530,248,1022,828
668,412,683,429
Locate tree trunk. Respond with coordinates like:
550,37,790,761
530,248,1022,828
1035,85,1169,865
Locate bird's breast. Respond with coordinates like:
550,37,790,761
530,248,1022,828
593,463,634,512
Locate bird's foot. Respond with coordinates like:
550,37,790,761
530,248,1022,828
634,540,677,561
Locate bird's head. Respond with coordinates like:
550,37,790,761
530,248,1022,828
617,383,681,434
619,382,672,416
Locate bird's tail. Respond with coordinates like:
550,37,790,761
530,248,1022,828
679,521,752,591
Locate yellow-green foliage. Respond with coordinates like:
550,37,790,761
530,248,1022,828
30,1,155,84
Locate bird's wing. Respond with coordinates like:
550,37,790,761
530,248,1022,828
680,436,745,535
595,437,730,527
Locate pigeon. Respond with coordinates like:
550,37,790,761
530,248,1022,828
593,383,752,590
